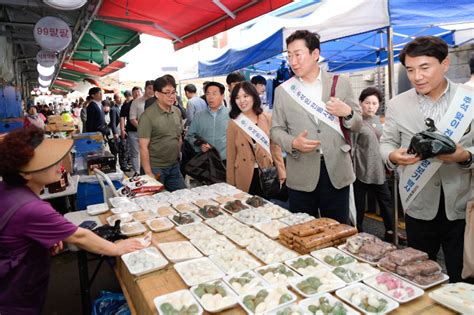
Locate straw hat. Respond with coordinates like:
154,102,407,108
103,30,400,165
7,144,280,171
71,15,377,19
20,138,74,173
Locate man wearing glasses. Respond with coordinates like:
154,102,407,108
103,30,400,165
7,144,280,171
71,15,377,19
138,76,186,191
271,30,362,224
186,81,229,164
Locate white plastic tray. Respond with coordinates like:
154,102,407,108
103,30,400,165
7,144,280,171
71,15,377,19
191,234,236,256
298,293,360,315
428,283,474,314
285,255,327,276
205,215,240,233
120,221,146,236
131,210,156,223
111,202,142,214
173,202,200,213
223,270,270,296
109,196,131,208
238,286,297,315
247,239,298,265
174,257,225,287
278,212,315,226
154,289,203,315
377,263,449,290
336,283,400,315
190,280,238,313
209,249,261,275
253,220,288,239
363,272,424,304
106,213,133,226
193,199,220,208
157,241,203,263
254,263,300,288
338,244,380,266
310,247,357,268
121,247,168,276
169,212,202,226
233,208,271,226
87,203,109,216
154,206,177,217
146,217,174,232
289,273,346,298
332,262,380,284
195,206,225,220
176,222,217,240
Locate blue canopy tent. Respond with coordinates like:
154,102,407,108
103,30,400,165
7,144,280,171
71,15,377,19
198,0,473,79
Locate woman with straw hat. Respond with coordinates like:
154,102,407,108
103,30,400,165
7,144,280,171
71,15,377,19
0,126,143,315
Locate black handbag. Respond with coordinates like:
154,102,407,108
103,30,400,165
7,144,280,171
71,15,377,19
249,142,280,199
407,118,456,160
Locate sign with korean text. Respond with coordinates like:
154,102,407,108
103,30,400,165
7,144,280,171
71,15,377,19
33,16,71,52
281,76,345,139
36,50,58,67
400,85,473,209
234,114,272,156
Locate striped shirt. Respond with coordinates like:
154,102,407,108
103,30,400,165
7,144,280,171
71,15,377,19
417,79,451,125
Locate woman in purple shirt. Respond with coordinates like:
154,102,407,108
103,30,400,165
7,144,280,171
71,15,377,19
0,127,143,315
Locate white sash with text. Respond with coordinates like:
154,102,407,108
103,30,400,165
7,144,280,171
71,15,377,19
234,114,272,156
400,85,473,209
281,77,345,139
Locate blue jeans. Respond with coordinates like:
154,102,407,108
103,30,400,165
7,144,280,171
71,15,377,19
152,163,186,192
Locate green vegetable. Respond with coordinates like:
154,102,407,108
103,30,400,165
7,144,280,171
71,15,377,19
296,277,322,295
291,257,318,269
332,267,363,283
305,297,348,315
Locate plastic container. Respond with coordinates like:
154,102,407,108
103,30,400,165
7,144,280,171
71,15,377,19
169,212,202,226
175,222,216,240
298,293,360,315
238,286,297,314
157,241,203,263
336,283,399,314
174,257,225,287
429,282,474,314
108,196,131,208
87,203,109,216
289,273,346,298
285,255,326,276
106,213,133,226
191,234,236,256
253,220,288,239
223,270,270,296
121,247,168,276
209,249,261,275
332,262,380,284
120,221,146,236
154,289,203,315
363,272,424,304
255,263,300,288
146,217,174,232
311,247,357,268
190,280,238,313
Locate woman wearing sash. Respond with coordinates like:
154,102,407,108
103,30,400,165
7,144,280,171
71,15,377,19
352,87,406,243
226,81,286,195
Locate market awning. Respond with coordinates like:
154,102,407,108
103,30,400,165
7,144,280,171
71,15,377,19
60,60,126,77
72,21,140,66
97,0,292,50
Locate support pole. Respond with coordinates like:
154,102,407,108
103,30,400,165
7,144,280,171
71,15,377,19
386,26,399,246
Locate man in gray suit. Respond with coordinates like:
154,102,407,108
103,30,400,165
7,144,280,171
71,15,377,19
380,36,473,282
271,30,362,224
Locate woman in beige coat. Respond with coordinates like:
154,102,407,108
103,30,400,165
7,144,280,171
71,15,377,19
226,81,286,195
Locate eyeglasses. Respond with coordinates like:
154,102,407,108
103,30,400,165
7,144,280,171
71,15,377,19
158,91,177,97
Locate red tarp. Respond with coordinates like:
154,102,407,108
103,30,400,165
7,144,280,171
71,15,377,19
60,60,126,77
98,0,292,50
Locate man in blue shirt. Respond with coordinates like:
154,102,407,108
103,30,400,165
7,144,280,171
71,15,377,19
186,82,229,162
184,83,207,127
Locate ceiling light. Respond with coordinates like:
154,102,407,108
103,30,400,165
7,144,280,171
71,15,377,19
38,77,52,86
43,0,87,10
37,64,55,76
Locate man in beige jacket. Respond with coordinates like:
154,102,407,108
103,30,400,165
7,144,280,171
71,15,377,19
271,30,362,224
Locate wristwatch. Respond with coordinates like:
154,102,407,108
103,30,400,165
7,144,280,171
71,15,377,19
458,151,473,167
344,109,354,120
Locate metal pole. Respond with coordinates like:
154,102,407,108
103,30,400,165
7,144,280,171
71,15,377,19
386,26,398,246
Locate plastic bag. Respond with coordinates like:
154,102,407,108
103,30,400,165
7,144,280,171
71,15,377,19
92,291,130,315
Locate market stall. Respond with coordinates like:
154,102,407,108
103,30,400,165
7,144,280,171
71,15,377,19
78,182,469,314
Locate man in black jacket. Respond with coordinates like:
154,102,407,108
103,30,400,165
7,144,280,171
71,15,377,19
85,87,106,134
